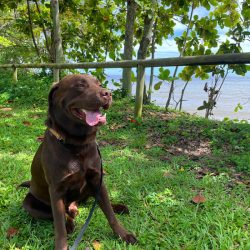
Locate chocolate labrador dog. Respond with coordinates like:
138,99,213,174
21,74,137,249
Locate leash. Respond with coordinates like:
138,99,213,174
69,143,103,250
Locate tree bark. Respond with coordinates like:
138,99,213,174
51,0,63,82
122,0,137,96
12,67,17,83
134,0,156,118
148,19,157,103
27,0,40,58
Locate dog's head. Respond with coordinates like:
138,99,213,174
47,74,112,130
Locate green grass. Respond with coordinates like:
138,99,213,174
0,75,250,249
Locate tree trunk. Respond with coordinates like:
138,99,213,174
134,0,156,118
165,66,178,109
178,80,189,111
12,67,17,83
122,0,137,97
135,64,146,118
148,19,157,103
51,0,63,82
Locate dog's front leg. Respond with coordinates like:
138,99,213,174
49,188,68,250
98,184,137,244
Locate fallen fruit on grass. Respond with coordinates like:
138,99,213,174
92,240,102,250
0,107,12,111
163,171,172,178
191,194,206,204
6,227,19,238
23,121,32,126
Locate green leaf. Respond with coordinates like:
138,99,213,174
113,82,121,87
223,117,230,122
109,51,116,61
197,105,206,110
193,15,198,21
168,76,179,81
131,71,137,83
154,81,163,90
197,101,210,110
234,103,243,113
158,68,170,80
0,36,15,47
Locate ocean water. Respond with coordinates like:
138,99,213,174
106,73,250,121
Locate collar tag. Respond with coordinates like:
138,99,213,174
49,128,64,141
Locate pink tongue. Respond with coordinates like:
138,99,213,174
85,110,106,126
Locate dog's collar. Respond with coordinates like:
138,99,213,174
48,128,96,147
49,128,65,142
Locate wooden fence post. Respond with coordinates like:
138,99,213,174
134,64,145,118
12,67,17,83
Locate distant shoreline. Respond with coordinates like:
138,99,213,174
106,74,250,122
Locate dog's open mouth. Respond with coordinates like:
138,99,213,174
71,108,106,126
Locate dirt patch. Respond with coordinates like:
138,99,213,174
192,163,250,188
192,166,220,180
228,170,250,188
166,139,211,158
144,110,180,121
108,123,126,131
98,139,127,148
146,132,211,158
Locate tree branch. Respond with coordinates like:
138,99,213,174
26,0,40,58
165,1,195,110
34,0,53,61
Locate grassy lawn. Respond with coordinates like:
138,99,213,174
0,75,250,249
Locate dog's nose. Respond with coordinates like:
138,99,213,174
100,90,111,98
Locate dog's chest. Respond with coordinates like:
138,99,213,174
61,155,101,203
63,170,87,202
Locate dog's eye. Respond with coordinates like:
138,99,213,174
76,81,86,89
78,83,85,88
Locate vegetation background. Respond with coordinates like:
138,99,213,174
0,0,250,249
0,0,250,118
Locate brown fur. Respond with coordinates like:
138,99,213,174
21,74,137,249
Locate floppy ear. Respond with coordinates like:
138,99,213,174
48,82,59,110
46,82,59,127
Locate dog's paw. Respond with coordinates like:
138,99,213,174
66,216,75,234
111,203,130,215
68,202,79,218
122,233,137,245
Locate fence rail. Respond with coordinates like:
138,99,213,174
1,52,250,69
